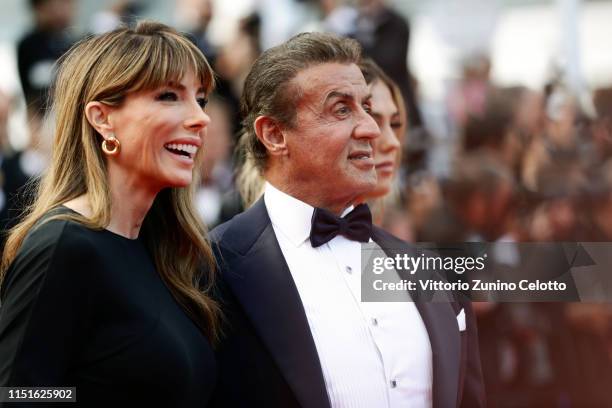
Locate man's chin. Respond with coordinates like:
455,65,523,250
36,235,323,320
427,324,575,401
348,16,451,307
347,176,378,197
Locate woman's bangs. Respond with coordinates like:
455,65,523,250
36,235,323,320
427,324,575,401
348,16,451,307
130,35,214,94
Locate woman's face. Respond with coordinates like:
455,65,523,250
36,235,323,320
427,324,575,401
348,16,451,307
369,80,402,198
107,69,210,190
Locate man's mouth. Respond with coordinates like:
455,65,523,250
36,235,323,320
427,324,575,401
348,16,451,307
164,143,198,159
348,151,372,161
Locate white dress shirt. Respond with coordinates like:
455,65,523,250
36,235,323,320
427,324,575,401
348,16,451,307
264,182,433,408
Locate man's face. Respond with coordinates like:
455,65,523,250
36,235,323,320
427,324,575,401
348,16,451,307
281,62,380,209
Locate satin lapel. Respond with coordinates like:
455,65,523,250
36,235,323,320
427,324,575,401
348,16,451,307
371,228,461,408
219,200,331,408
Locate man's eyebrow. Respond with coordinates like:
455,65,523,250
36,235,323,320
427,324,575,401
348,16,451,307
325,91,372,103
325,91,353,103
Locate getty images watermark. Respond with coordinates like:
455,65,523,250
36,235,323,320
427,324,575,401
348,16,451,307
361,242,610,302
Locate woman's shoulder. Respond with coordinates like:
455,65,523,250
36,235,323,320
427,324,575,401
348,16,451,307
22,207,100,255
1,208,101,301
9,207,104,282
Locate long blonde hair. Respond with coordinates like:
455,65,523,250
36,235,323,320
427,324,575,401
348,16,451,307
1,21,220,342
236,130,265,208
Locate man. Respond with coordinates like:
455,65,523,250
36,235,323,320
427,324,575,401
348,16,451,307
210,32,484,408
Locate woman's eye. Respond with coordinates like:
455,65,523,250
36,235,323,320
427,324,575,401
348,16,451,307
157,91,178,101
391,122,403,129
197,97,208,109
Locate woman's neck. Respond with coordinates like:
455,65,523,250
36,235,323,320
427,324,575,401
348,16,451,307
63,169,159,240
106,168,158,239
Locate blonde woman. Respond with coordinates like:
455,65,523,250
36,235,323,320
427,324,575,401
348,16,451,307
0,21,220,406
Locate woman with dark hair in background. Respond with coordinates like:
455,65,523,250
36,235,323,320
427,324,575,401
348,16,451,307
0,21,220,406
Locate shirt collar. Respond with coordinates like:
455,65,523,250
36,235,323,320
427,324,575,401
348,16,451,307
264,182,354,247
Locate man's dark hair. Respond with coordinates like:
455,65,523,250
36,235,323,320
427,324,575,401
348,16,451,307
240,31,362,170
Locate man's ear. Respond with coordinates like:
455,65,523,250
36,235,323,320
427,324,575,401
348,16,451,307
254,115,288,157
84,101,114,139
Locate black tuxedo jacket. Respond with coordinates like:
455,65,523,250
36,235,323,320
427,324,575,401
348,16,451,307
209,198,485,407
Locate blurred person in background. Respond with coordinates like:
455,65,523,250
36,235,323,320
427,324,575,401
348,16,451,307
353,0,423,129
403,170,450,242
584,160,612,240
18,0,78,116
214,12,262,139
447,54,493,132
527,152,587,241
305,0,358,36
16,0,79,187
543,84,580,151
0,91,29,253
195,96,240,228
503,86,546,181
521,83,583,192
185,0,216,63
0,22,220,406
460,89,517,172
512,88,546,140
591,86,612,163
90,0,147,34
446,153,516,242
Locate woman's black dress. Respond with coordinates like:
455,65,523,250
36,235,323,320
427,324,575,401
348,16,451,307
0,207,216,407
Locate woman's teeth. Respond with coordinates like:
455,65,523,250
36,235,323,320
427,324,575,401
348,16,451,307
164,143,198,158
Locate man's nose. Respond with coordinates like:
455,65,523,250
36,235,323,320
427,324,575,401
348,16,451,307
354,109,381,141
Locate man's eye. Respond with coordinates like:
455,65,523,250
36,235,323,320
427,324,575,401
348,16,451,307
363,104,372,114
157,91,178,101
197,97,208,109
336,106,350,115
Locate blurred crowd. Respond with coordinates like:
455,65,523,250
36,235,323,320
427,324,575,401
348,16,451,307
1,0,612,406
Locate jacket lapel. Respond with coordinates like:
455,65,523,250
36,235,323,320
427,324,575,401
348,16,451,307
371,228,461,408
217,199,331,408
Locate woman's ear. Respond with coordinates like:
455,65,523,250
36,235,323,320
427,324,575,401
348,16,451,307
253,115,288,157
84,101,114,139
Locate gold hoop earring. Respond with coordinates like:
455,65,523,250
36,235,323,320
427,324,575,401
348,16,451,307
101,135,120,156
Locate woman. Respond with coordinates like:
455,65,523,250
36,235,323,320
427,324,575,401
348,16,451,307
359,58,407,224
0,21,219,406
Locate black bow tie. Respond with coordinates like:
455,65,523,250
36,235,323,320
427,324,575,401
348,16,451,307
309,204,373,248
